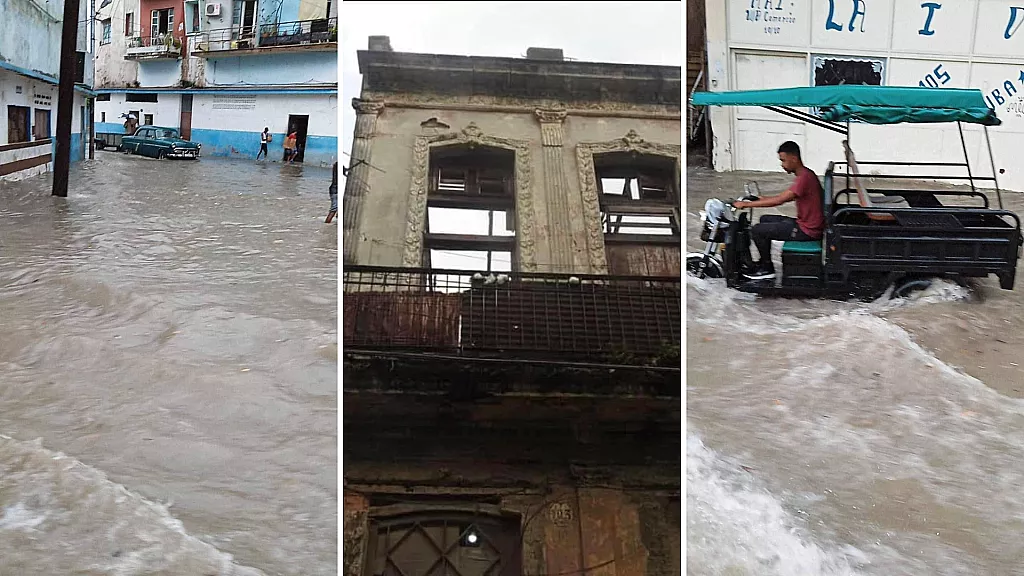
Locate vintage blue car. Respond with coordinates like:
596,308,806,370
120,126,201,159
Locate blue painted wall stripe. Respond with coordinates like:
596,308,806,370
185,127,336,165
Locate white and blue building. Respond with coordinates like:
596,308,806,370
93,0,337,166
0,0,95,181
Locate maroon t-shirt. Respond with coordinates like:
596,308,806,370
793,168,825,239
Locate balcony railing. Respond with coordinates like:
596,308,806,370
259,18,337,47
191,18,337,54
125,35,183,59
343,266,681,365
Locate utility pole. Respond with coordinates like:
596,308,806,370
52,0,81,197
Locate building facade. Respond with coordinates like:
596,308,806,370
343,38,681,576
93,0,337,166
703,0,1024,192
1,0,95,181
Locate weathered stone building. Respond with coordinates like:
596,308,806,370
343,37,681,576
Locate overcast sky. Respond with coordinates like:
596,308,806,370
338,1,682,270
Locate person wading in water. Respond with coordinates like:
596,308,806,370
257,127,271,161
326,161,338,223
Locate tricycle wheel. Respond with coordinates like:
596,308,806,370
891,278,932,299
686,254,724,279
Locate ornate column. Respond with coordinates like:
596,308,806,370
535,109,584,273
342,98,384,265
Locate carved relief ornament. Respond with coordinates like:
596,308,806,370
575,131,682,273
351,98,385,115
402,123,537,271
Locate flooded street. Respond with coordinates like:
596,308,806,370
686,166,1024,575
0,153,337,575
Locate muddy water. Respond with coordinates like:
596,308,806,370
0,153,337,575
687,167,1024,575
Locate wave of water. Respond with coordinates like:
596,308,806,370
687,277,1024,575
0,434,264,575
687,434,864,576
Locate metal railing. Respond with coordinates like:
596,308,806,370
191,18,336,53
343,266,681,364
126,35,183,56
190,26,257,53
259,17,337,47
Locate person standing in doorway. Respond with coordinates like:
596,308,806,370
283,131,297,164
257,127,271,161
326,161,338,223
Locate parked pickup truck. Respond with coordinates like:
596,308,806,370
120,126,201,159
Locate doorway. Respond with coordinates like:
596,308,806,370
7,106,30,143
180,94,193,140
286,114,309,163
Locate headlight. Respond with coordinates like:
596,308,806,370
699,210,707,220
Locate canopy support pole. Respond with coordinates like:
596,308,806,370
846,121,851,193
763,106,848,135
983,125,1002,209
956,121,975,193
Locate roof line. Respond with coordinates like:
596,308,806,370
0,61,96,96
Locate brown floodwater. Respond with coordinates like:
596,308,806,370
0,152,337,575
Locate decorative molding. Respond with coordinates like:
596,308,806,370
362,91,681,119
575,131,683,274
351,98,385,116
402,124,537,271
535,109,567,147
534,109,567,124
419,117,451,131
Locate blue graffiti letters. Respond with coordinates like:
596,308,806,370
850,0,867,32
919,3,941,36
1007,7,1024,39
1005,80,1018,97
826,0,843,30
826,0,867,33
918,64,951,88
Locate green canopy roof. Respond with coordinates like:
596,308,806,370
690,86,1001,126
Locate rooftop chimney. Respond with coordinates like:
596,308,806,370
526,47,564,61
368,36,393,52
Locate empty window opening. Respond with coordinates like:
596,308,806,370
425,144,517,273
595,152,679,236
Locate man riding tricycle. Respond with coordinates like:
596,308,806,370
687,86,1022,300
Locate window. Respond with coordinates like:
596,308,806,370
424,145,517,273
96,93,111,101
101,111,106,122
594,152,680,237
812,55,884,87
151,8,173,37
125,12,134,36
100,19,111,44
125,92,158,103
231,0,257,38
7,106,31,144
33,109,51,140
184,1,200,33
365,509,521,576
143,114,154,125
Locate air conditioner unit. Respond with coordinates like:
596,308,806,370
205,3,221,16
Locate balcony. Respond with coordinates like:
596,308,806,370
190,18,337,56
125,35,183,60
343,266,681,367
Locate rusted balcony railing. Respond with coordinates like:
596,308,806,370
125,35,182,58
259,17,337,47
190,18,336,54
343,266,681,364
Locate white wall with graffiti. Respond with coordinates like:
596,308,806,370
705,0,1024,192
